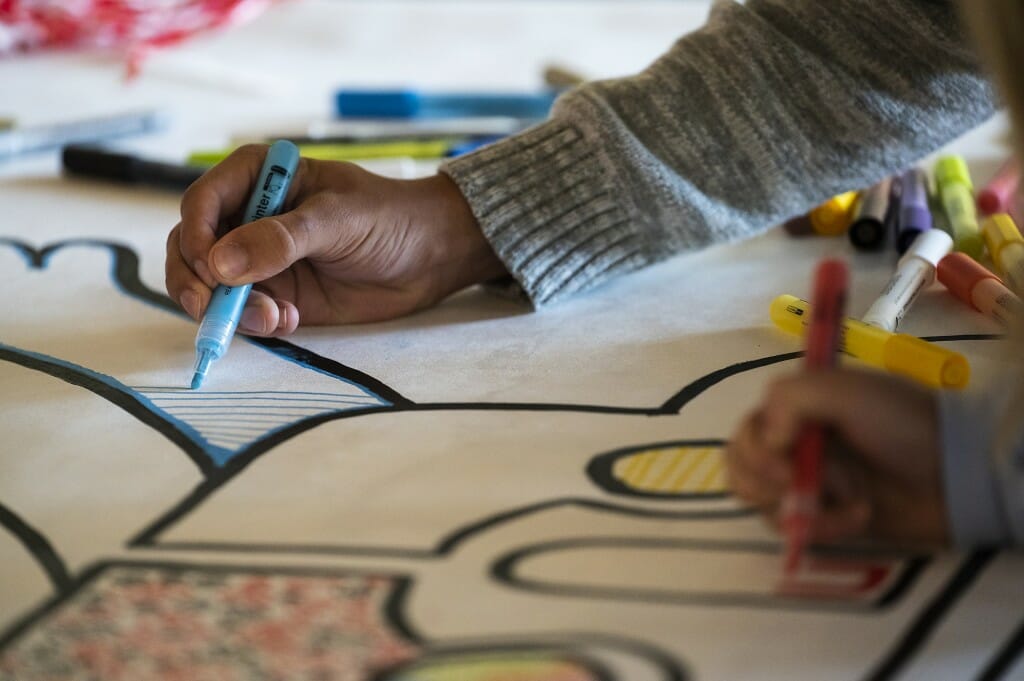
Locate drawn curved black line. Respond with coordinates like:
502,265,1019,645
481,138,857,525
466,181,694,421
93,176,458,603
0,559,688,681
586,439,730,500
864,550,996,681
490,536,928,613
0,343,221,476
0,501,71,594
977,614,1024,681
135,496,754,555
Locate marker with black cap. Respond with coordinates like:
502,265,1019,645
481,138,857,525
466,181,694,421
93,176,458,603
62,144,205,191
848,177,893,251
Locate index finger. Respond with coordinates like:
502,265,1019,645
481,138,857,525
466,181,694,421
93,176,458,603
178,144,272,286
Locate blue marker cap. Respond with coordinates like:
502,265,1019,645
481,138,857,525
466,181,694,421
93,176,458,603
190,140,300,390
335,89,558,120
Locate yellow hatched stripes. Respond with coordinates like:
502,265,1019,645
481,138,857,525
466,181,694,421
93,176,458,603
612,446,727,494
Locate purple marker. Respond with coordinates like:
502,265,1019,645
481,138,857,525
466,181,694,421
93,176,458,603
897,167,933,254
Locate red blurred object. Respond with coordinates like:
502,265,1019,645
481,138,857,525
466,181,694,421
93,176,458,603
0,0,281,76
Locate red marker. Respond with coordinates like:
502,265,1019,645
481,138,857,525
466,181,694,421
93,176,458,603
977,157,1020,216
780,259,849,576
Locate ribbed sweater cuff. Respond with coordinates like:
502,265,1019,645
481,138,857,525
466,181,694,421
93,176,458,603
939,389,1010,547
440,120,648,307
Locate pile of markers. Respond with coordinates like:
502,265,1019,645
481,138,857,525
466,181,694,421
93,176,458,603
785,156,1020,254
775,156,1024,390
43,85,566,189
184,88,561,167
1,59,579,185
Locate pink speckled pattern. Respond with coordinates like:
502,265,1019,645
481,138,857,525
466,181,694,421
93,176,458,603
0,565,419,681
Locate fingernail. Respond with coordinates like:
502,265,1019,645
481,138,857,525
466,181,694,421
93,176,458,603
276,304,289,330
239,304,266,335
180,290,200,319
193,259,214,288
212,242,249,280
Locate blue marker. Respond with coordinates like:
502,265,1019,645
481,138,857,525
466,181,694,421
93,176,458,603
335,89,557,120
190,140,300,390
443,134,505,157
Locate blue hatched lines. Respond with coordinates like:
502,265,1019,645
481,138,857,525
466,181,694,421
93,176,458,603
133,388,388,456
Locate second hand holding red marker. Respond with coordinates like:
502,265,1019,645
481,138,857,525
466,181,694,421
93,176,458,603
780,259,849,576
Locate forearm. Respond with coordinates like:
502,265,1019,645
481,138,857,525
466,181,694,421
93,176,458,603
443,0,994,306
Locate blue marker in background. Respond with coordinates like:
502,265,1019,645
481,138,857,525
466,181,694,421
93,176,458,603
191,140,300,390
335,89,558,119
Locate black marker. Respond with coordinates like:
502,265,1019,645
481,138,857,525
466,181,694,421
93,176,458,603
62,145,205,191
883,175,906,254
848,177,893,251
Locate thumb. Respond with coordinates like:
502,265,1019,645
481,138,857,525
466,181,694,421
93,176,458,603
208,211,325,285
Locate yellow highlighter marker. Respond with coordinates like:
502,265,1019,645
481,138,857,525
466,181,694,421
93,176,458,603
770,294,970,389
982,213,1024,294
188,139,457,166
935,156,984,258
808,191,859,236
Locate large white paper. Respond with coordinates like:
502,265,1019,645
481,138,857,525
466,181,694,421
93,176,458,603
2,2,1022,679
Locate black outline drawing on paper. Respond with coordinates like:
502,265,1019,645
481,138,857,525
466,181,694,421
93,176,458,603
0,238,1013,680
491,536,929,612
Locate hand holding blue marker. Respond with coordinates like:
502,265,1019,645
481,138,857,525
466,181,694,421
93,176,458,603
191,140,300,390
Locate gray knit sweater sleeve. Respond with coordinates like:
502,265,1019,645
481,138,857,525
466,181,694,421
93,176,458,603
441,0,995,307
940,377,1024,547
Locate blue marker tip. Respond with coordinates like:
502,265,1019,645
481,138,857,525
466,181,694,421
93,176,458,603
191,349,213,390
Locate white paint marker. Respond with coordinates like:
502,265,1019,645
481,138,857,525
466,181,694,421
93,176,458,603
861,229,954,331
0,110,165,160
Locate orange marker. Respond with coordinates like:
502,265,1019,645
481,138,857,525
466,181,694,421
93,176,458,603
781,259,849,576
937,252,1024,327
